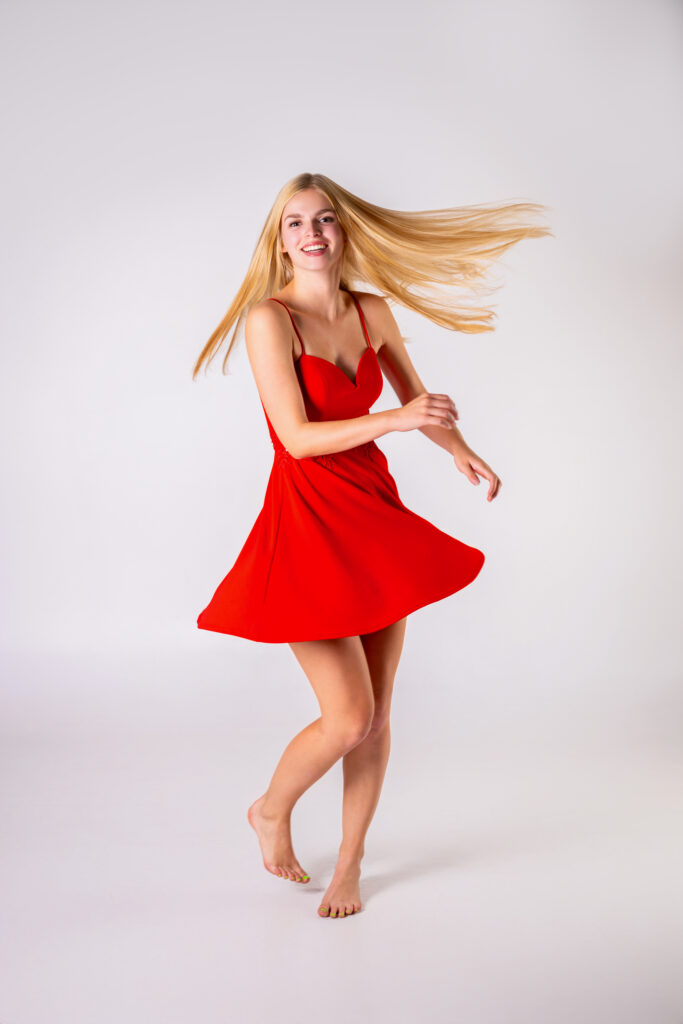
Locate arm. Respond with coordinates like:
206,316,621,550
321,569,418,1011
368,294,466,457
366,293,502,501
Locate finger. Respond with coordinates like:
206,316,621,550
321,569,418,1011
473,465,493,488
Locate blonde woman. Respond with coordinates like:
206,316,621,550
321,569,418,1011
194,173,552,919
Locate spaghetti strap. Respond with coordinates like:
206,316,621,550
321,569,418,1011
349,292,372,349
268,297,306,355
270,293,371,357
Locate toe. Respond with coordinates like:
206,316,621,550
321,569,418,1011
318,905,330,917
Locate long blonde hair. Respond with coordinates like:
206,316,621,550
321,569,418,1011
192,172,553,379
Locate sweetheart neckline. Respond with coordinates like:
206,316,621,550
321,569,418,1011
295,345,377,388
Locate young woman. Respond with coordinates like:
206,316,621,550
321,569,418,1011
194,173,551,919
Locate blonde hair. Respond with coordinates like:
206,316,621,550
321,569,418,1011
192,172,553,379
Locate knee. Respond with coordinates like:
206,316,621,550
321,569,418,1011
367,702,391,736
327,709,375,752
328,702,391,751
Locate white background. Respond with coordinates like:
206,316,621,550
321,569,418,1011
1,0,681,1021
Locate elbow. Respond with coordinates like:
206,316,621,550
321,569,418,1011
279,421,313,460
285,430,307,460
291,421,319,460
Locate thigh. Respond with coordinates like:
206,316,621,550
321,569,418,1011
288,635,375,724
360,616,408,716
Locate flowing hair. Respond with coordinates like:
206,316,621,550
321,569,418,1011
192,172,553,379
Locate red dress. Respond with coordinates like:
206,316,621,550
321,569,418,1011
196,291,485,643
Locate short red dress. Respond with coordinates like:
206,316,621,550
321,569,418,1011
197,291,485,643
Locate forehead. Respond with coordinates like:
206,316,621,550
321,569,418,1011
282,190,334,220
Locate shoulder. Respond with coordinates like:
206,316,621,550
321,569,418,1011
246,297,284,326
351,290,394,326
245,299,295,362
350,290,388,313
350,291,398,350
245,297,293,336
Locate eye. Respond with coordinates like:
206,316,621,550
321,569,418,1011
286,216,334,228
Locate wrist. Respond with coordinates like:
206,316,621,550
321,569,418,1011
382,408,401,435
449,431,469,457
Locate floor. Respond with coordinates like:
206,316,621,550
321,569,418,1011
1,646,681,1024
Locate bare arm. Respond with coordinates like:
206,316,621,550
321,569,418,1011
364,293,503,501
245,300,456,460
368,294,467,456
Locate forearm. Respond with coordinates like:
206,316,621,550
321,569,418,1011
293,409,397,459
418,421,469,456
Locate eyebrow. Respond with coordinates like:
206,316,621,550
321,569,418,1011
284,208,335,220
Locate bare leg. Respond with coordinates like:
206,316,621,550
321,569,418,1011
318,616,408,918
248,633,375,884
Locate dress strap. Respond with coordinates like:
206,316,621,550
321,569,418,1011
267,297,306,355
349,291,372,349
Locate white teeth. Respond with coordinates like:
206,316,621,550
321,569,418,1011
303,245,326,252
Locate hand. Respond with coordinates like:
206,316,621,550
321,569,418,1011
392,392,459,432
453,445,502,502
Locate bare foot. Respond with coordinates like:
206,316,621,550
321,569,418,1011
247,794,310,883
318,859,362,918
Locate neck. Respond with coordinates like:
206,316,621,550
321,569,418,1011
285,275,349,323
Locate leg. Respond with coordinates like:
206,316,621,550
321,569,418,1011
247,634,375,884
318,616,408,918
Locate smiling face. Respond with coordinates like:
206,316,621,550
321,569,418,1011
279,188,346,272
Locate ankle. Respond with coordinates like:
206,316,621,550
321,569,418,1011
337,846,364,868
258,794,292,824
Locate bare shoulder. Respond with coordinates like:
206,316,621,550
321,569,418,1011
245,296,285,329
351,290,390,317
244,298,295,364
351,291,401,354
